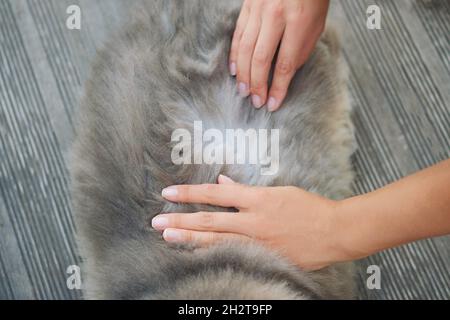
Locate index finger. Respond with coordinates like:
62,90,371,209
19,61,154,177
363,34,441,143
161,184,255,209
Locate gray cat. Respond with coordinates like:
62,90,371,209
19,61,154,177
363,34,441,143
71,0,357,299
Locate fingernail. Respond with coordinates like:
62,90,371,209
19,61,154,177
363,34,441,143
163,229,183,243
162,186,178,199
229,62,236,76
238,82,249,97
218,174,235,184
251,95,263,108
151,216,169,230
267,97,278,112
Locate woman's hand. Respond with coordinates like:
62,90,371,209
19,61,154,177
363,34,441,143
230,0,329,111
152,175,352,271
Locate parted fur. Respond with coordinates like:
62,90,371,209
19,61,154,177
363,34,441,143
71,0,357,299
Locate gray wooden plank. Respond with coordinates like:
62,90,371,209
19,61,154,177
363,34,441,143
0,197,35,299
331,0,450,299
0,0,81,299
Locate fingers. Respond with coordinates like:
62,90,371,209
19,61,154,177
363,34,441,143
162,228,251,246
231,0,328,112
236,4,262,98
152,211,250,234
161,183,256,209
229,0,251,76
250,7,285,108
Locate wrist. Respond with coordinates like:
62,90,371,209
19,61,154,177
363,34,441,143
331,196,376,263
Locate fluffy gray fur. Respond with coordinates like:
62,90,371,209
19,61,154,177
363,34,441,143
71,0,357,299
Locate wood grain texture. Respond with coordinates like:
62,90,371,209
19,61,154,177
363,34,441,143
0,0,448,299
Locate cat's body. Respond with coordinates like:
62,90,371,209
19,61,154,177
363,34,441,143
71,0,356,299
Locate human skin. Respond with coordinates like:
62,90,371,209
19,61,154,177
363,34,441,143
152,159,450,271
230,0,330,111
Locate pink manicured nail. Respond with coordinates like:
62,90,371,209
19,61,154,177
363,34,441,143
238,82,249,97
151,216,169,230
218,174,235,184
163,229,183,242
251,95,263,108
229,62,236,76
162,186,178,199
267,97,278,112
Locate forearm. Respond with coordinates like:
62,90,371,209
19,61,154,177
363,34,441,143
336,158,450,261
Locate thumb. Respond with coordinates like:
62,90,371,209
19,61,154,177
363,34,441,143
218,174,236,185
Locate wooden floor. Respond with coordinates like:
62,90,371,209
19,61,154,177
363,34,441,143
0,0,449,299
